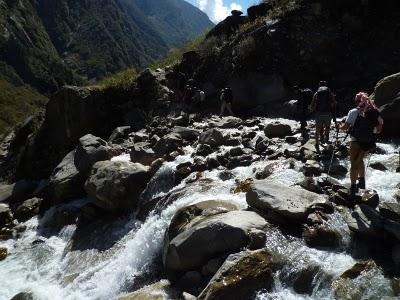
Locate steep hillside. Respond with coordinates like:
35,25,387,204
0,0,213,135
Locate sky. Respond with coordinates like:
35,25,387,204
186,0,257,23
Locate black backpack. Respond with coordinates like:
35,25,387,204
299,88,313,110
315,87,332,113
351,108,381,143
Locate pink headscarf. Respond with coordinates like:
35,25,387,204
355,92,377,113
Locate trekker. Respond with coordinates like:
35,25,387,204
310,81,337,152
294,86,313,131
219,87,234,116
340,92,383,195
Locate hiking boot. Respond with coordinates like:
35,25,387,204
357,177,366,189
349,184,359,196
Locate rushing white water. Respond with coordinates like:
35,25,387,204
0,118,398,300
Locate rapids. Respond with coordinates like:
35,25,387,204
1,118,399,300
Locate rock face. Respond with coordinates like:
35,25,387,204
85,161,150,212
371,73,400,137
198,249,279,300
246,180,328,223
163,201,266,281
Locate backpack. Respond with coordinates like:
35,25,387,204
299,88,313,111
315,87,332,113
351,108,381,143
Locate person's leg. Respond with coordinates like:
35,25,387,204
315,123,322,152
357,150,367,189
227,103,233,116
220,101,226,116
349,142,361,194
324,118,331,143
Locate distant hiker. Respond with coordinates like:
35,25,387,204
310,81,337,152
340,92,383,195
219,87,234,116
294,86,313,130
192,88,205,110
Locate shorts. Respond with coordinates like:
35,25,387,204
355,141,376,152
315,113,331,127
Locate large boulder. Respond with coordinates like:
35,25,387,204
198,129,224,148
154,133,183,157
171,127,200,141
371,73,400,137
48,151,86,204
163,201,266,281
264,122,293,138
210,116,243,129
14,198,42,222
74,134,114,174
118,280,187,300
85,161,150,212
130,144,156,166
247,2,273,21
0,180,37,204
198,249,280,300
246,180,329,223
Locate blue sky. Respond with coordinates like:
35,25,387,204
186,0,258,23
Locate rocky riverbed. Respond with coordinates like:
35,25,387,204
1,114,400,300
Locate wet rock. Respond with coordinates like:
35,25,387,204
172,126,200,141
395,190,400,201
359,190,380,208
0,246,7,260
10,292,35,300
0,227,13,240
192,157,207,172
201,258,224,276
264,122,292,138
303,224,340,248
211,116,242,129
325,163,348,177
14,197,42,222
171,114,190,127
196,144,214,157
119,280,184,300
345,204,383,238
177,271,204,295
226,154,254,169
198,249,280,300
380,202,400,222
369,162,388,171
340,260,376,279
255,138,269,152
48,151,86,204
289,265,320,295
130,145,156,166
163,202,265,280
298,177,324,194
75,134,114,174
302,160,321,176
222,134,241,147
108,126,132,144
199,128,224,148
0,180,37,204
85,161,150,212
255,162,278,180
0,203,13,227
248,228,267,250
229,146,244,157
154,133,183,157
246,180,328,223
131,130,149,143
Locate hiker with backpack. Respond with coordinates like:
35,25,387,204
294,86,313,131
340,92,383,195
310,81,337,152
220,87,234,116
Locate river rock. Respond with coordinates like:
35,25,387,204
119,280,184,300
0,203,13,227
108,126,132,144
0,180,37,204
154,133,183,157
246,180,328,223
172,126,200,141
48,151,86,203
211,116,243,129
0,246,7,260
264,122,292,138
369,162,388,171
198,249,280,300
14,198,42,222
163,202,266,280
302,160,321,176
85,161,150,212
345,204,383,238
303,224,340,249
130,145,156,166
198,129,224,148
380,202,400,222
10,292,35,300
75,134,114,173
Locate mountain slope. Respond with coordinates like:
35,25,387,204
0,0,213,135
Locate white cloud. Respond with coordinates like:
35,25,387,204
198,0,243,23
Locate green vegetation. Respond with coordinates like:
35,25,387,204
95,68,138,90
0,80,47,136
